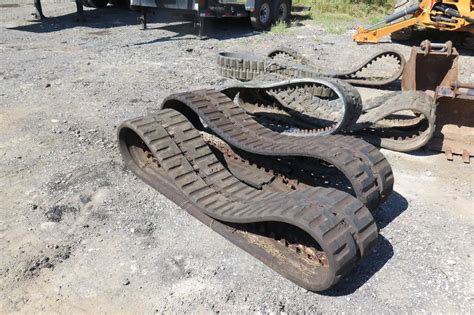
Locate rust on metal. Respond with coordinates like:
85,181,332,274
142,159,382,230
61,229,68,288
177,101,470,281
402,40,474,163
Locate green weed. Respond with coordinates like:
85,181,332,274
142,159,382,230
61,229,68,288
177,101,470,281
292,0,394,33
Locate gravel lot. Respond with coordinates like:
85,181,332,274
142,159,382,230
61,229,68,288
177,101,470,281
1,3,473,313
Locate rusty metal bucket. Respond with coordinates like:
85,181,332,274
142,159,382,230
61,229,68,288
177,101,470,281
430,97,474,163
402,40,459,92
402,40,474,163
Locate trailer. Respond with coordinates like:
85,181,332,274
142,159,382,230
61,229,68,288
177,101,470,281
130,0,292,33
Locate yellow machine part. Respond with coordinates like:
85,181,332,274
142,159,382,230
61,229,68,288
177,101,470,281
353,0,474,44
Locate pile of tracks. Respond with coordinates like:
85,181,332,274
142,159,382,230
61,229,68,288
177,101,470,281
117,42,470,293
118,89,394,291
217,48,437,153
217,47,406,87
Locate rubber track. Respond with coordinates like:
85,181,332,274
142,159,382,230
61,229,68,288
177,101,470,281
220,77,363,136
222,75,435,153
217,49,406,87
353,91,437,152
118,109,378,291
161,89,394,211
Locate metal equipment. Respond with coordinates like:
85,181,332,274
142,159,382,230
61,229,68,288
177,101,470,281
131,0,291,31
402,40,474,162
353,0,474,44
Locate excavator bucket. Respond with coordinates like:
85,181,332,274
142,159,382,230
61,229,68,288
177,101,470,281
430,96,474,163
402,40,474,163
401,40,459,91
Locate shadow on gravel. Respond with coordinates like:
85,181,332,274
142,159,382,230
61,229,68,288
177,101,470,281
133,18,257,45
375,190,409,230
8,7,138,33
8,7,259,41
319,190,408,296
321,235,393,296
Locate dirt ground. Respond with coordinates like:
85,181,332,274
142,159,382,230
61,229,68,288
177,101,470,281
1,2,473,313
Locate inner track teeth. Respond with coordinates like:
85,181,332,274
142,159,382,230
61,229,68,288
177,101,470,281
218,49,434,154
352,92,437,152
218,49,405,87
225,80,360,137
118,89,398,291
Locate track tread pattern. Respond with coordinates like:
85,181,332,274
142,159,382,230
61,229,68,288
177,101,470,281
118,108,380,291
162,89,394,210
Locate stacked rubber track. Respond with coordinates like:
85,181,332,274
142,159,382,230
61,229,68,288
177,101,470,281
220,75,437,152
220,77,363,136
217,47,406,87
118,89,395,291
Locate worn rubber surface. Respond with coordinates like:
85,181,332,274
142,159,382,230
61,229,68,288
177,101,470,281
118,108,380,291
352,91,437,152
161,89,393,210
217,48,406,87
219,77,363,136
218,73,436,152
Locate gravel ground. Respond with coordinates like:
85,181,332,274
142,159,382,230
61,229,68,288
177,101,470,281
1,3,473,313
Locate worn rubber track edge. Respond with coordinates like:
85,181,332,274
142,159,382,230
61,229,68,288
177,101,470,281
160,89,394,210
267,47,406,87
118,109,378,291
217,49,406,87
220,77,363,136
353,91,437,152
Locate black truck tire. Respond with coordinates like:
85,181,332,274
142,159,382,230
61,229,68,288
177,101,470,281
82,0,109,7
272,0,291,24
251,0,273,30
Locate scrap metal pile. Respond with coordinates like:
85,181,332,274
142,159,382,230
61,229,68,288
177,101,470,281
117,41,472,292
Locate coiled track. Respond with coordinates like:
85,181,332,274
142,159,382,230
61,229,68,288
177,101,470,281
222,75,437,152
220,76,362,136
353,91,437,152
217,47,406,87
118,90,395,291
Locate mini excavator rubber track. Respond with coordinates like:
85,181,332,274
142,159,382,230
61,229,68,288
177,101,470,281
217,47,406,87
219,73,437,152
118,89,395,291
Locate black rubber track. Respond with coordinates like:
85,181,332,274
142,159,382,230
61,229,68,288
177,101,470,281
220,77,363,136
118,108,379,291
352,91,437,152
160,89,394,211
217,48,406,87
220,75,436,153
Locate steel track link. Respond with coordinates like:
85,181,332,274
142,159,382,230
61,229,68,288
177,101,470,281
118,108,378,291
217,48,405,87
160,89,394,210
